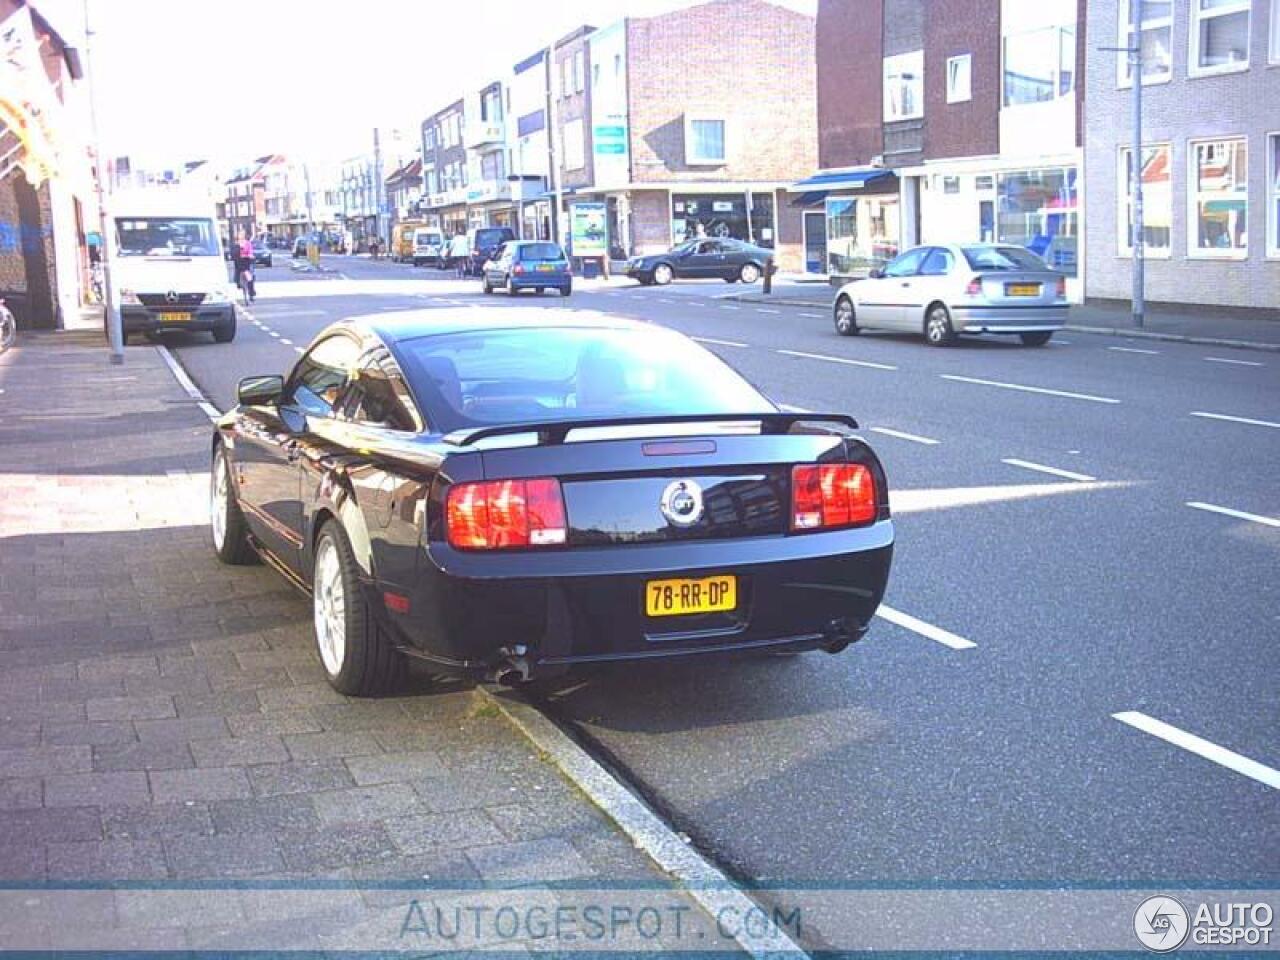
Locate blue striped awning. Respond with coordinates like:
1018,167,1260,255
789,168,895,192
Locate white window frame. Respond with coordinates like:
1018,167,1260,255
1117,142,1173,258
1188,136,1249,259
1271,0,1280,63
884,50,925,121
574,50,584,92
1189,0,1251,78
684,116,727,165
562,118,586,172
1117,0,1174,87
1267,131,1280,258
1001,24,1076,107
946,54,972,103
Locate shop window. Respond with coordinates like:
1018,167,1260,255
1118,0,1173,85
1118,143,1172,255
946,54,972,103
1190,0,1249,75
671,194,754,243
1270,134,1280,256
685,118,726,165
942,176,961,194
750,193,775,248
1190,138,1248,255
1003,24,1076,105
994,167,1079,275
825,196,899,275
884,51,924,121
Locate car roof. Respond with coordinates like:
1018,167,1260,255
338,307,653,347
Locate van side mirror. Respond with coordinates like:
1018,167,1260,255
237,374,284,407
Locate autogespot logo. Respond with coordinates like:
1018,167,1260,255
660,479,704,528
1134,896,1191,952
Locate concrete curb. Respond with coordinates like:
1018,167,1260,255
478,686,809,960
723,295,1280,353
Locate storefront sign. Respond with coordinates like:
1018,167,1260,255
570,202,608,257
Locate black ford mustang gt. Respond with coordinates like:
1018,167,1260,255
210,310,893,696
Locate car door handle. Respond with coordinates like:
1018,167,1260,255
900,282,912,287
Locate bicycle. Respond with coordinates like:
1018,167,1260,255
237,264,255,306
0,297,15,354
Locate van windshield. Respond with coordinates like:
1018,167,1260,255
115,217,220,257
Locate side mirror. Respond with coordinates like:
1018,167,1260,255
237,374,284,407
868,267,885,279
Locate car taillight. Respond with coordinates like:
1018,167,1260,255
964,277,983,296
1055,276,1066,297
512,264,525,275
446,478,567,550
790,464,876,531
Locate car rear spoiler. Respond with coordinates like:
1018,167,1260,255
443,412,859,447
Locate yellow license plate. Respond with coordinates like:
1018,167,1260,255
1007,284,1040,297
159,311,191,323
535,264,556,272
646,575,737,617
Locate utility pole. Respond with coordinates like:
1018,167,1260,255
545,42,561,244
83,0,122,364
372,127,384,250
1130,0,1145,329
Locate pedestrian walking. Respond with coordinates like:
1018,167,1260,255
233,231,256,303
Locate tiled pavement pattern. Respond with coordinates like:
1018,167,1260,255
0,333,721,950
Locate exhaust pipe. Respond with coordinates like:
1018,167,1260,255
491,645,532,686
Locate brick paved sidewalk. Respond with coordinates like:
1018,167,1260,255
0,332,724,952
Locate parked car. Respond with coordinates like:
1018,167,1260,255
209,311,893,695
832,243,1068,347
412,227,445,267
626,238,774,285
482,241,572,297
251,239,272,267
464,226,515,276
292,236,310,259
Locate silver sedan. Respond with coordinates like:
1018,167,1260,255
832,243,1068,347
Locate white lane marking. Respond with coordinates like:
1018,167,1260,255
870,427,940,446
778,349,897,371
249,308,327,318
294,346,305,354
1186,501,1280,528
268,331,280,339
657,298,676,304
799,312,824,319
1052,338,1072,344
1108,346,1160,355
1189,411,1280,430
720,305,740,311
757,308,781,315
280,338,293,346
691,336,748,348
1204,356,1263,368
875,604,976,651
1002,458,1096,482
941,374,1120,404
1113,711,1280,790
154,345,221,423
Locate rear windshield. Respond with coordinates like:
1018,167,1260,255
961,246,1049,271
516,243,564,261
395,326,773,433
115,217,220,257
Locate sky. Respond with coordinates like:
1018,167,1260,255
37,0,813,173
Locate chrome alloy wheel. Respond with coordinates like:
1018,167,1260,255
210,451,229,551
313,537,346,676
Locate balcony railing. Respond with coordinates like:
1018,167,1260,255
464,120,505,150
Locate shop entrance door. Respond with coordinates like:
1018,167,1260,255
803,212,826,273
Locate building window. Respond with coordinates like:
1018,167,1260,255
1269,134,1280,255
561,58,571,98
574,50,584,92
883,51,924,121
942,175,961,194
1118,0,1173,85
563,118,585,171
1190,138,1248,255
480,151,505,182
593,63,600,87
685,118,726,165
946,54,972,103
1190,0,1250,75
995,167,1079,275
1003,24,1076,105
614,53,622,77
1271,0,1280,62
1118,143,1172,255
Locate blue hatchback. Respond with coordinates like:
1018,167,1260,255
482,241,572,297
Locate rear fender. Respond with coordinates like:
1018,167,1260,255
307,467,376,581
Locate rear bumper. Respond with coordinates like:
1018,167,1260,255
951,304,1068,333
510,274,571,289
122,304,234,333
390,522,894,679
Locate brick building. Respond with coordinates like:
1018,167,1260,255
1084,0,1279,312
420,100,469,238
1,0,93,330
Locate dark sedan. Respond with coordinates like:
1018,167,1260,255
209,311,893,696
251,240,272,267
626,238,774,285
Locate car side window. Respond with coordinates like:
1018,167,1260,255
289,335,361,417
919,248,954,276
493,244,508,262
339,353,420,432
883,248,928,278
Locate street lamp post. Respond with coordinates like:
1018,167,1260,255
1100,2,1146,329
83,0,122,364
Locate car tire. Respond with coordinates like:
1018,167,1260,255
1019,331,1054,347
312,519,403,697
506,275,519,296
482,277,493,294
924,304,956,347
834,295,859,336
560,283,572,297
739,262,761,284
653,263,674,285
210,444,257,566
536,287,545,294
212,313,236,343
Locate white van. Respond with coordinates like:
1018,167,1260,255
411,227,445,267
110,191,236,343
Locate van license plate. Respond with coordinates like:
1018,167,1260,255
646,575,737,617
1006,284,1040,297
159,312,191,323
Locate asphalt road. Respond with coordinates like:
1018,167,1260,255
171,254,1278,944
